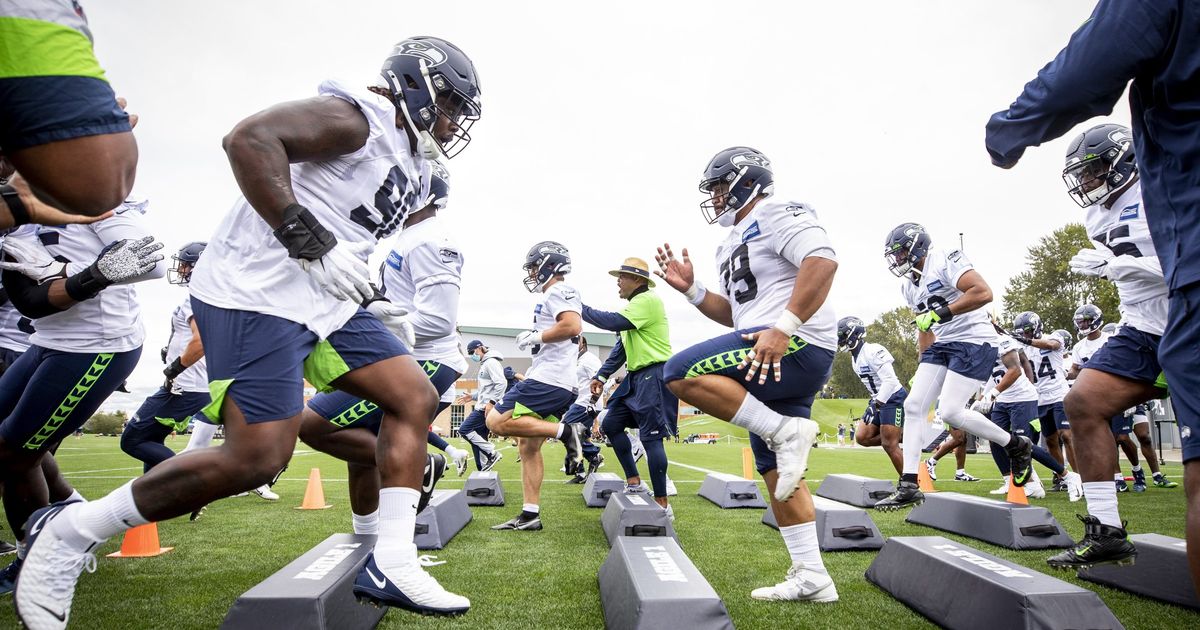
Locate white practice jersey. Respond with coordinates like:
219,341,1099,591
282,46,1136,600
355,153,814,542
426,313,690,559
474,353,507,411
852,342,896,399
900,247,996,344
1030,333,1069,405
0,278,32,353
1071,331,1113,369
190,80,431,340
990,335,1038,403
1085,181,1168,335
575,350,602,407
523,282,582,392
713,198,837,351
22,198,160,353
165,296,208,393
380,216,465,374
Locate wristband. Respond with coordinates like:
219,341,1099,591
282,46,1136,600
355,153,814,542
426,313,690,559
684,281,707,306
0,185,30,226
64,264,112,301
360,284,387,309
164,357,186,380
595,374,607,383
272,204,337,260
933,304,954,323
773,309,804,337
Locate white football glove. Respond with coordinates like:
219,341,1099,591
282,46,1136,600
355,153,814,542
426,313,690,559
974,390,997,416
1069,247,1113,278
515,330,543,351
366,299,416,348
0,236,68,284
297,241,373,302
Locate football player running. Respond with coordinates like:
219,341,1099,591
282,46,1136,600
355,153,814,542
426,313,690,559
837,316,905,477
1049,124,1172,570
875,223,1034,511
1014,312,1076,491
659,147,838,603
486,241,588,532
15,36,482,627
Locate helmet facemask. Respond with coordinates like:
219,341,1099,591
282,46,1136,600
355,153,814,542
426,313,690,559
168,257,195,285
1063,155,1120,207
700,170,766,225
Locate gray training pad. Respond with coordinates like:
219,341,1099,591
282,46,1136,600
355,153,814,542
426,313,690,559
697,472,768,508
414,489,472,550
905,492,1074,550
866,536,1124,630
762,495,884,551
583,471,627,507
814,474,896,508
598,536,733,630
1079,533,1200,611
601,489,677,547
462,471,505,506
221,534,385,630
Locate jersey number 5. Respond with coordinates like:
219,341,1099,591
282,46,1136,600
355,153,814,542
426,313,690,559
719,243,758,305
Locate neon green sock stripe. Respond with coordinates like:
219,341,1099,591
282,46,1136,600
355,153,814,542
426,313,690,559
0,18,106,79
24,353,113,449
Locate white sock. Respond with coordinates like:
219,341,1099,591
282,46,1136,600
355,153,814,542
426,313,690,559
956,469,966,476
15,540,26,560
555,424,566,439
66,489,85,503
1114,473,1123,481
522,503,540,514
184,421,219,451
1131,464,1142,473
67,481,148,547
463,431,496,454
375,487,419,569
927,457,938,466
731,394,785,438
780,522,826,575
352,509,380,535
1083,481,1121,527
445,445,464,460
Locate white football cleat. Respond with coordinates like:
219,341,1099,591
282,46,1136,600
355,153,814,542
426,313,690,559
750,562,838,602
1024,480,1046,499
989,479,1010,495
665,477,678,497
353,552,469,615
663,504,675,522
924,459,938,481
766,417,819,502
253,485,279,501
449,448,468,477
15,502,97,630
1064,471,1084,502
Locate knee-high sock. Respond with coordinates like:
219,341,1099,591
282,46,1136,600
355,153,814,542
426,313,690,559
938,371,1014,446
901,363,949,476
606,429,641,480
643,439,668,497
184,420,218,452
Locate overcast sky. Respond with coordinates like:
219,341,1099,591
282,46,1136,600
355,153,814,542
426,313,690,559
84,0,1126,411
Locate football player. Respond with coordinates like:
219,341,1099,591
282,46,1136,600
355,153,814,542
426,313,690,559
298,164,469,534
1049,123,1170,570
658,147,838,602
0,198,163,600
457,339,505,471
1013,312,1075,491
875,223,1033,511
486,241,588,531
15,37,482,626
563,337,604,484
837,316,905,477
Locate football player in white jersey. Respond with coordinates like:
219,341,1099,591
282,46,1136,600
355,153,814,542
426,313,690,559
876,223,1034,511
298,167,472,534
486,241,588,531
562,337,604,483
658,147,838,602
1010,312,1077,491
837,317,905,477
15,37,483,626
1051,124,1172,570
0,198,163,597
457,339,505,471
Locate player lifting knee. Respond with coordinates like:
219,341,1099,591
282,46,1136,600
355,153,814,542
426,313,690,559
837,316,906,478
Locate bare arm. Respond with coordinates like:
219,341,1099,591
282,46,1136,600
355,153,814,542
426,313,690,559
951,269,992,316
787,257,837,321
995,349,1023,393
1028,336,1061,351
541,311,583,344
180,318,204,367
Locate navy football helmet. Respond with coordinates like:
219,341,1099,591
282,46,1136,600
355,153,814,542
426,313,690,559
1052,329,1073,348
523,241,571,292
1011,311,1043,343
837,316,866,352
168,241,206,285
1063,123,1137,207
1073,304,1104,335
380,36,482,160
427,161,450,209
884,223,932,279
699,147,774,225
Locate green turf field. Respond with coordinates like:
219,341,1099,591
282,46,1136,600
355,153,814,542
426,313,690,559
1,413,1196,629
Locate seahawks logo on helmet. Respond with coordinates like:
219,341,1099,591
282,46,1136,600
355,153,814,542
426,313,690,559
393,40,448,66
730,153,770,169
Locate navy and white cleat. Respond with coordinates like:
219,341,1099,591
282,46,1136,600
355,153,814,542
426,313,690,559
419,454,447,514
352,553,469,616
14,501,96,630
0,556,21,595
480,450,503,473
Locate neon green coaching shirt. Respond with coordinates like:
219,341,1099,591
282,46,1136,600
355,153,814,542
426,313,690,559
619,290,673,371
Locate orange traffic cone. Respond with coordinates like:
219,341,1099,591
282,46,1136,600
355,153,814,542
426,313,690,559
917,462,937,493
1005,474,1029,505
295,467,332,510
107,522,173,558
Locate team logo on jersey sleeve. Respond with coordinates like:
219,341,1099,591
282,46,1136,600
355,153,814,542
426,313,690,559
393,41,448,66
386,251,403,270
741,221,761,243
439,247,460,263
927,280,944,292
1119,204,1140,221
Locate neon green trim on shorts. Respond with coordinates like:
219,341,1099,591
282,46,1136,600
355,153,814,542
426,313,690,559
684,336,808,378
24,353,113,449
201,379,234,425
512,402,543,420
1029,418,1042,434
1154,371,1169,397
304,340,352,394
330,399,379,428
0,18,106,79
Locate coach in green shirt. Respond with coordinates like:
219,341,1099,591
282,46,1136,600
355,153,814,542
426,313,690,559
583,257,678,514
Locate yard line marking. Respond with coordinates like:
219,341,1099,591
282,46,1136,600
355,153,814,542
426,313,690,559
63,466,143,475
666,460,727,476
